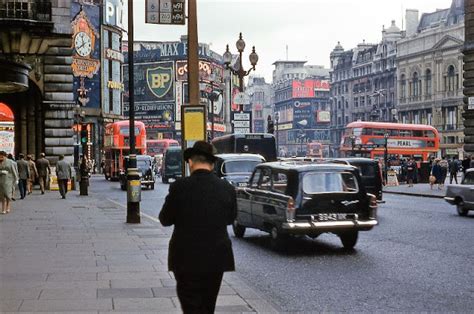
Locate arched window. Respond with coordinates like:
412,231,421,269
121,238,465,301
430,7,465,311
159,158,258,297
425,69,432,96
412,72,420,97
400,74,406,99
447,65,456,92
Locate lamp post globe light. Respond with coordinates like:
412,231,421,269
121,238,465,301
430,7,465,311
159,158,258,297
223,33,258,111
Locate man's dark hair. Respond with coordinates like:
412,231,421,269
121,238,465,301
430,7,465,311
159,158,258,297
0,151,6,157
58,155,64,160
19,153,24,159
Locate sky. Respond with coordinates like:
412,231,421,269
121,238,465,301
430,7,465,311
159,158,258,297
127,0,454,82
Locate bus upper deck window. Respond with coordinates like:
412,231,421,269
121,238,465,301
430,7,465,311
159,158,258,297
362,128,372,135
373,129,386,136
389,129,399,136
426,131,435,138
399,130,412,137
353,128,363,136
413,130,423,137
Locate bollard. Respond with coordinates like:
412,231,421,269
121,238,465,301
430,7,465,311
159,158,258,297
79,176,89,195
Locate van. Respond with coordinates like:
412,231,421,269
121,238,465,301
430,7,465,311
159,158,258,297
161,147,182,183
334,158,383,201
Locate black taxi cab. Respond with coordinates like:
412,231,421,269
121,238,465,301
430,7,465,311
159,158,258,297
214,153,265,187
233,161,378,250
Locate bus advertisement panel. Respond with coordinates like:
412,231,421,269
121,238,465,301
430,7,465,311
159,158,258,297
103,121,147,180
340,121,439,161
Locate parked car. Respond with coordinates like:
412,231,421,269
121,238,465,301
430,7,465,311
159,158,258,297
119,155,155,190
161,147,182,184
444,168,474,216
214,153,265,187
234,161,378,250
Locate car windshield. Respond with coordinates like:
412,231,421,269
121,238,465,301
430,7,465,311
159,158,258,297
222,160,261,175
137,160,150,169
303,172,359,194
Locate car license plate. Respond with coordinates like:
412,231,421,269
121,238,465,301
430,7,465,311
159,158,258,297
238,182,247,187
312,213,353,221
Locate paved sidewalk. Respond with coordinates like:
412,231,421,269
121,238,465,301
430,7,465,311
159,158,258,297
383,182,447,198
0,187,279,313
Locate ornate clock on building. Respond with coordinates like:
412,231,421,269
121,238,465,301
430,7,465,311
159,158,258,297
74,31,92,57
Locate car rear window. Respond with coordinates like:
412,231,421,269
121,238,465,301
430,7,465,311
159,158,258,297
353,163,376,177
222,160,261,175
303,172,359,194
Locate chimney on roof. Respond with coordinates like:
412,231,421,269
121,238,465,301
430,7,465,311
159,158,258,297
405,9,419,37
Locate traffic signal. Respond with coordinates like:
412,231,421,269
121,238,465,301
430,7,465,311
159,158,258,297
80,126,88,144
267,120,275,134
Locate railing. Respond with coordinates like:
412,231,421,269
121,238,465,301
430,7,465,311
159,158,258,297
0,0,51,22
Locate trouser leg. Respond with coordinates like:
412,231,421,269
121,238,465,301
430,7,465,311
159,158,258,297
39,176,45,193
58,180,65,197
174,272,224,314
18,180,26,198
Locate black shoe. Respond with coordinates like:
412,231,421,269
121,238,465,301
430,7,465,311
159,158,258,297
41,191,44,195
12,198,16,201
61,196,66,199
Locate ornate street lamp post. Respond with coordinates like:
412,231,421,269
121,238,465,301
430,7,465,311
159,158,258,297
223,33,258,111
275,111,280,155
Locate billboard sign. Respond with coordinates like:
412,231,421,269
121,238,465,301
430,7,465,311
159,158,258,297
317,110,331,123
292,79,330,98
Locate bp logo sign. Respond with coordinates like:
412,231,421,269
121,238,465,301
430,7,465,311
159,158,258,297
147,66,173,98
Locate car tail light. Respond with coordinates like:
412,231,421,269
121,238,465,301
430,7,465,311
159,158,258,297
367,193,377,219
286,197,296,222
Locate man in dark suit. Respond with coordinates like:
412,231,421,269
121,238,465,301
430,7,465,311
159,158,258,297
159,141,237,313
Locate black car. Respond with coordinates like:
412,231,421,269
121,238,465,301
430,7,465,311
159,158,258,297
161,147,182,184
119,155,155,190
234,161,378,250
333,158,383,201
214,153,265,187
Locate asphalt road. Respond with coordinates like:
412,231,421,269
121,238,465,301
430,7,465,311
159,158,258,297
92,175,474,312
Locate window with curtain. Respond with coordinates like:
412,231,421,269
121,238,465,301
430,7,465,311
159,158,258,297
412,72,420,97
425,69,432,96
447,65,456,92
400,74,406,99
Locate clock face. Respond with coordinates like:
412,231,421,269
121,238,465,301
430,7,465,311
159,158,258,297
74,32,92,57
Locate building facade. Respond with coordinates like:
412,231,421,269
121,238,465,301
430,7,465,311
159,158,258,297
329,21,403,157
246,76,273,134
272,61,330,157
396,0,465,157
0,0,124,166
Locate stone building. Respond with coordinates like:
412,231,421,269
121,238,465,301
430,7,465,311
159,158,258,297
396,0,465,157
0,0,124,166
246,76,273,134
0,0,74,163
329,21,403,157
272,61,330,157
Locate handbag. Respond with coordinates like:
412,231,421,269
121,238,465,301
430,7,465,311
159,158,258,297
429,175,436,184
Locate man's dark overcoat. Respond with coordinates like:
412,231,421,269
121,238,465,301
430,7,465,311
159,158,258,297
159,169,237,273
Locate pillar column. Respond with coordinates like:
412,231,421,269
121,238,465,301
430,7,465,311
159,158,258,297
463,0,474,154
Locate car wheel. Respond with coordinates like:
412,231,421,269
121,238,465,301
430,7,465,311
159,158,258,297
162,176,169,184
270,226,288,251
339,231,358,250
232,220,246,238
456,201,469,216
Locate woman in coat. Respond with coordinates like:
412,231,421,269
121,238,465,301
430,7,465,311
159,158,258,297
0,151,18,214
431,158,443,190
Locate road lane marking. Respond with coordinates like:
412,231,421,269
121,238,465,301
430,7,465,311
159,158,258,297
106,198,161,224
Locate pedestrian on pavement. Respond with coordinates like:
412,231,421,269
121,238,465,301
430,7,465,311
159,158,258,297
431,158,443,190
449,156,460,184
7,153,18,201
0,151,18,214
461,155,471,176
159,141,237,313
438,156,448,188
16,153,29,199
406,158,417,187
26,154,38,195
56,155,72,199
36,153,51,195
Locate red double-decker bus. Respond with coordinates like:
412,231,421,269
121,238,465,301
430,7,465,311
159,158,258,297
340,121,439,161
146,139,180,157
103,121,147,180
